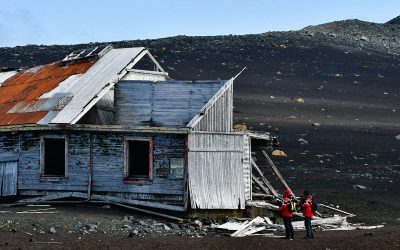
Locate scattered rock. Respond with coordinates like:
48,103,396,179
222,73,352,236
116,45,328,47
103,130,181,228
395,134,400,141
122,224,132,230
194,220,203,228
298,138,309,145
272,150,288,157
353,185,367,190
360,36,370,42
49,227,57,234
295,98,304,103
128,230,139,237
312,122,320,127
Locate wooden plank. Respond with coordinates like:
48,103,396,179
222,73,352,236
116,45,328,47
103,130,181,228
2,162,17,196
252,193,275,198
90,194,186,212
0,163,3,196
319,204,356,217
251,160,279,197
261,150,291,192
251,175,271,195
110,202,183,222
16,192,74,203
231,217,264,237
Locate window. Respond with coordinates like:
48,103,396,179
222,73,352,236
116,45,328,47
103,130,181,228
41,136,67,177
125,138,152,181
169,158,184,179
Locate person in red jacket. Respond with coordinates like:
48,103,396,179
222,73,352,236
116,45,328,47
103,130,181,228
300,191,314,238
279,189,294,240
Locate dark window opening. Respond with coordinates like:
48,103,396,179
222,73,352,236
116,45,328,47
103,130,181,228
43,138,65,176
127,140,151,179
132,55,158,71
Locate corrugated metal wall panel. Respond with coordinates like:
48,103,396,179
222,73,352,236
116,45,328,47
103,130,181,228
188,133,245,209
243,135,252,201
192,84,233,132
50,48,145,124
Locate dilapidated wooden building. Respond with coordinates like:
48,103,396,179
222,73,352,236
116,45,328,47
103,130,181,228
0,46,266,211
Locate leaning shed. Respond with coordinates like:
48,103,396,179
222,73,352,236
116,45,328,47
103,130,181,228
0,46,262,212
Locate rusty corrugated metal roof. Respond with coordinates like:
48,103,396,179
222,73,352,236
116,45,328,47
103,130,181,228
0,60,95,126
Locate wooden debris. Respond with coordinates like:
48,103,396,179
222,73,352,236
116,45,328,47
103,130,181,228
261,150,292,193
109,202,183,222
231,216,265,237
251,160,279,197
319,204,356,217
34,242,63,245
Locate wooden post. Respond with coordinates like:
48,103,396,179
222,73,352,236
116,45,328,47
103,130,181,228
261,150,292,195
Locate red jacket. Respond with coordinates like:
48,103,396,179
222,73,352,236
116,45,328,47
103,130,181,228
279,197,293,218
301,197,314,218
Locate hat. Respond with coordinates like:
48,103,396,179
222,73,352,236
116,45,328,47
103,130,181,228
284,189,292,197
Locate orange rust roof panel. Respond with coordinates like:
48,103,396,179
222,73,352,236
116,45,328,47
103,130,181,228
0,60,95,125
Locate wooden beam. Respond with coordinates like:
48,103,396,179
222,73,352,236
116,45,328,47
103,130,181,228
251,160,279,197
251,175,271,195
110,202,183,222
319,204,356,217
90,194,186,212
252,193,275,198
261,150,292,193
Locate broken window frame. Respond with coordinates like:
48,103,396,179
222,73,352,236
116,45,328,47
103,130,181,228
40,135,68,180
124,137,153,184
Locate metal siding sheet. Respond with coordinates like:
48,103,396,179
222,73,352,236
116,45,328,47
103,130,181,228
0,61,94,126
243,135,252,201
50,48,145,124
0,71,18,86
187,133,245,209
192,82,233,132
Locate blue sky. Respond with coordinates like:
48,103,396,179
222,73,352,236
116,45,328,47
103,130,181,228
0,0,399,47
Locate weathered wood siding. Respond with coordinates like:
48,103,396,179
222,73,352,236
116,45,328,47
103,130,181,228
192,81,233,132
18,132,89,192
114,80,222,127
187,132,245,209
91,132,186,204
0,131,186,205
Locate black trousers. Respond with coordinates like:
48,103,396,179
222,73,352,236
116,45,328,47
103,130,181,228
304,217,313,238
283,217,294,239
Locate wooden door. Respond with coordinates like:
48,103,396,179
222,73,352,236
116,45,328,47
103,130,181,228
0,161,17,196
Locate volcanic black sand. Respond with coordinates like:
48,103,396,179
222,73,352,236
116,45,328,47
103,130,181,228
1,16,399,245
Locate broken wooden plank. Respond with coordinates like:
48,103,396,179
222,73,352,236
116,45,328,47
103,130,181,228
251,160,279,197
236,226,266,237
261,150,292,193
110,202,183,222
231,216,264,237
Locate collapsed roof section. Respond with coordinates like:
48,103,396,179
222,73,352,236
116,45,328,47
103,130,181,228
0,46,168,126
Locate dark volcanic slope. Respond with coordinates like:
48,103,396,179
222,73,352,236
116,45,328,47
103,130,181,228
1,17,400,225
